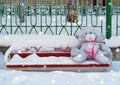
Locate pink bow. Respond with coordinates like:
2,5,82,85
86,42,97,59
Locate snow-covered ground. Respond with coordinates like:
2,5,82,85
0,67,120,85
0,51,120,85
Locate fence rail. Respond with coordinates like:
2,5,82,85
0,0,119,38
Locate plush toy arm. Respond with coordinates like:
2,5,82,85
99,43,113,60
71,45,81,57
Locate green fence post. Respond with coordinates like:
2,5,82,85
106,0,112,39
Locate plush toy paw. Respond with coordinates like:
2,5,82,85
96,54,110,64
71,48,81,57
72,54,86,63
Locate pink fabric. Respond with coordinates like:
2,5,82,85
86,42,97,59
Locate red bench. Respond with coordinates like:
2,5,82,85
6,47,111,71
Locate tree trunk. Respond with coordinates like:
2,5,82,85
102,0,106,6
102,0,106,10
66,0,78,23
93,0,97,6
93,0,97,12
34,0,37,14
19,0,25,23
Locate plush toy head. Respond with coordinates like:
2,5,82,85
75,27,105,44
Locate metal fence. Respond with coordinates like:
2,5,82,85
0,0,119,38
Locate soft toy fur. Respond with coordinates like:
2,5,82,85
71,27,113,64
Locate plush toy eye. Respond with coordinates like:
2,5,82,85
85,33,87,35
89,32,93,34
75,35,79,39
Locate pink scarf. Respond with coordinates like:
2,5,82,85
86,42,97,59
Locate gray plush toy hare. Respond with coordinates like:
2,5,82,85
71,27,113,64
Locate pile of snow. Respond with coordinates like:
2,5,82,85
8,54,74,64
1,34,120,48
1,34,79,50
0,36,12,46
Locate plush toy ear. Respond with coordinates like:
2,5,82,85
75,29,86,44
75,29,82,39
94,29,105,43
